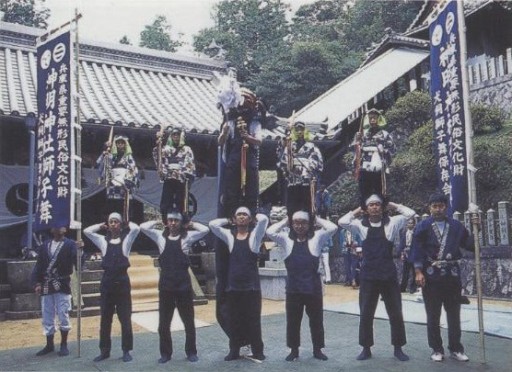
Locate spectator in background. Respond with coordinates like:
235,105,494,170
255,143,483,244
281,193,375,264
339,228,362,287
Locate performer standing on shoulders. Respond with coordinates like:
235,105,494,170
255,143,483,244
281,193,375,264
140,211,209,364
218,89,264,217
84,213,140,363
338,195,414,361
266,211,337,361
410,193,474,363
278,121,323,219
96,135,139,215
153,127,196,222
353,109,395,208
209,207,269,361
31,225,78,357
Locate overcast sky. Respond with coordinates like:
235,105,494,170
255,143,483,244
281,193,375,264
45,0,316,52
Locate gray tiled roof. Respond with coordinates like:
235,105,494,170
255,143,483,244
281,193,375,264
0,21,235,135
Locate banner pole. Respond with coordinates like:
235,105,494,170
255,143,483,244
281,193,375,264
457,0,485,363
74,7,83,358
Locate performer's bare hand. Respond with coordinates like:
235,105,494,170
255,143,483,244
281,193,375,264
100,224,108,231
352,207,363,218
34,284,42,295
76,240,84,249
415,270,425,287
387,202,398,211
355,132,362,141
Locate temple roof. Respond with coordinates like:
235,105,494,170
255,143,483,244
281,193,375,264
0,21,289,139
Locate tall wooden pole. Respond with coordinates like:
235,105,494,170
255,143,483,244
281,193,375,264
457,0,485,363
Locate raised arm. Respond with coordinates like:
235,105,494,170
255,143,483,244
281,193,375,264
266,217,293,257
209,218,233,246
140,220,166,254
122,222,140,257
338,208,363,237
83,223,108,255
183,221,210,247
249,214,269,253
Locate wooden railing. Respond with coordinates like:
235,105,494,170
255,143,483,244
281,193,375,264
468,48,512,86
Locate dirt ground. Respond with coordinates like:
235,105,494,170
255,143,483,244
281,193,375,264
0,285,359,351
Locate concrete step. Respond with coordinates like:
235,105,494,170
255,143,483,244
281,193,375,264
81,281,101,294
0,298,10,312
131,287,159,303
81,269,103,282
129,274,159,290
0,284,11,298
5,310,41,320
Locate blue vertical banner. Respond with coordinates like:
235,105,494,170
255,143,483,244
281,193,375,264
429,1,468,213
35,30,76,230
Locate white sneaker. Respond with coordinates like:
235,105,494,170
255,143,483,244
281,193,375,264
431,352,444,362
450,351,469,362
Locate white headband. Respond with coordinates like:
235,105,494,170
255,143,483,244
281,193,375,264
108,212,122,222
235,207,251,217
365,194,383,206
166,212,183,221
292,211,309,221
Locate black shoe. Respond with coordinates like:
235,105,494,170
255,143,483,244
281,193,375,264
356,347,372,360
313,350,328,361
285,348,299,361
93,353,110,362
122,351,133,362
224,349,240,361
36,344,55,356
187,354,199,362
36,335,54,356
394,346,409,361
58,344,69,357
460,296,470,305
250,353,266,361
158,355,171,364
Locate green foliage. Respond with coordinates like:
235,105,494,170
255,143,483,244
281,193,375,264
119,35,131,45
251,41,360,116
470,103,506,134
385,91,432,135
340,0,424,52
193,0,290,82
330,174,359,215
140,15,183,52
0,0,50,29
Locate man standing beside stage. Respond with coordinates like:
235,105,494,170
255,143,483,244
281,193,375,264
32,226,78,357
410,193,474,362
279,121,323,219
154,127,196,222
338,195,415,361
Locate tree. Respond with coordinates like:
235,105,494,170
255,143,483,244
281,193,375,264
193,0,290,82
139,15,183,52
0,0,50,29
119,35,131,45
340,0,424,52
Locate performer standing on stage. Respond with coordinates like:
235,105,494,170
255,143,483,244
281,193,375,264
353,109,395,207
410,193,474,362
153,127,196,222
31,225,78,357
140,211,209,364
278,121,323,219
209,207,269,361
96,135,139,212
217,88,264,217
338,195,415,362
84,213,140,363
266,211,337,361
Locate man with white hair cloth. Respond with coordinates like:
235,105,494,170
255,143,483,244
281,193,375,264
338,194,415,361
209,207,269,361
140,210,209,364
266,210,337,361
84,212,140,363
31,225,78,357
410,193,474,362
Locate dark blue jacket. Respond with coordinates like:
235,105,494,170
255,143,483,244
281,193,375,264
410,216,473,269
31,237,77,295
